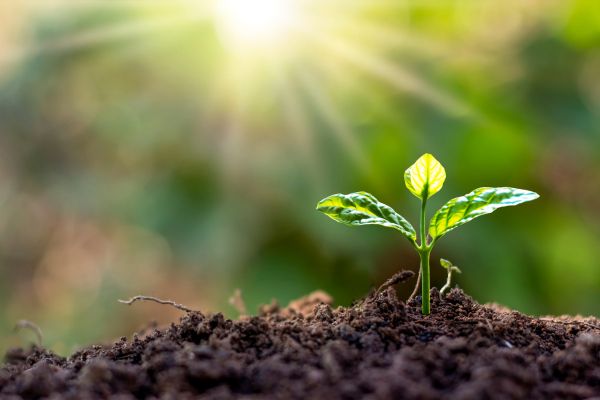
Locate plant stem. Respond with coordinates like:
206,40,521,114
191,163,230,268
420,248,431,315
419,196,431,315
440,267,452,299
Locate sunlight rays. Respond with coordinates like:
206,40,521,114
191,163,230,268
276,70,326,191
3,0,482,188
209,0,475,185
1,0,215,69
297,71,368,169
304,30,471,117
11,0,474,121
307,15,450,60
35,16,195,56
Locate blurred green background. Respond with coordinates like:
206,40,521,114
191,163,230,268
0,0,598,355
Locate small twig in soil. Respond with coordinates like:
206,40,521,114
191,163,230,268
375,270,415,296
14,320,43,346
408,267,421,302
118,296,197,313
228,288,247,316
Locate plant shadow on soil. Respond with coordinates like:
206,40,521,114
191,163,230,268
1,276,599,399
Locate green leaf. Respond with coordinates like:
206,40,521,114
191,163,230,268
440,258,461,273
316,192,416,242
440,258,452,269
404,153,446,200
429,187,539,239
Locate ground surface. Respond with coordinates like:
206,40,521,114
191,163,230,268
1,283,599,399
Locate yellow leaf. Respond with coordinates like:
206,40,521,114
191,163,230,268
404,154,446,200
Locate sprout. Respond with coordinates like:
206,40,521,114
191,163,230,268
316,153,539,315
439,258,461,299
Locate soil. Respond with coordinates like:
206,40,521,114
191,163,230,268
1,283,599,400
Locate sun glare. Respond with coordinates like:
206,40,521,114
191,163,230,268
214,0,298,49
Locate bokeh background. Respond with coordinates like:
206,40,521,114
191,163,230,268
0,0,598,355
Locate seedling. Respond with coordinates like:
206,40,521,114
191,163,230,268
14,320,43,346
316,153,539,315
439,258,461,299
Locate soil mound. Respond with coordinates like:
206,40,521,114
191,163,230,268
1,288,599,399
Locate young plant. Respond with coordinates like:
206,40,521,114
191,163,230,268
439,258,461,299
316,153,539,315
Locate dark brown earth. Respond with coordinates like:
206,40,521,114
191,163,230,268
1,284,599,400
